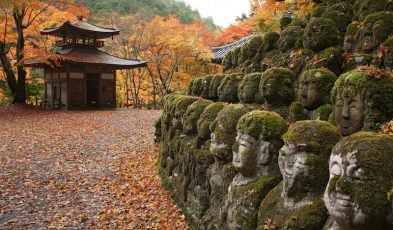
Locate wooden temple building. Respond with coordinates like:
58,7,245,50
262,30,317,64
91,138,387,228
25,16,147,109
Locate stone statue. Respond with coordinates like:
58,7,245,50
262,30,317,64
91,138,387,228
258,120,341,230
331,69,393,136
237,72,263,104
203,103,251,229
259,67,295,118
303,17,339,52
289,69,336,122
217,73,243,103
324,132,393,230
221,110,287,229
183,99,212,136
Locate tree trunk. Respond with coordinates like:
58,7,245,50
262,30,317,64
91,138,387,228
13,13,27,104
0,43,17,95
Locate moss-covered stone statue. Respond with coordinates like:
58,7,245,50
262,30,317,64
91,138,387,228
307,47,344,76
324,132,393,230
253,32,280,72
380,37,393,70
190,77,203,97
257,120,341,230
220,111,287,229
321,2,353,34
278,25,304,52
171,96,198,136
331,70,393,136
289,69,336,122
237,72,263,104
203,103,251,229
354,12,393,53
185,103,225,224
259,67,295,118
217,73,243,103
208,74,225,101
200,75,213,99
183,99,213,136
303,17,339,52
353,0,390,20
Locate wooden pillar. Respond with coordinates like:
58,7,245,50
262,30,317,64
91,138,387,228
113,68,116,108
66,64,70,110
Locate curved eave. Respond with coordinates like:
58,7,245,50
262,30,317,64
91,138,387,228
24,48,148,70
41,20,120,39
210,34,255,64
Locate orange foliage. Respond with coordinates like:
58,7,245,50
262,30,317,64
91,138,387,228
212,19,256,47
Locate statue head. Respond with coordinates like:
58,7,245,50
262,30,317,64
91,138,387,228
259,67,295,107
331,70,393,136
324,132,393,229
278,26,304,52
209,104,251,163
298,69,337,110
381,37,393,70
233,111,287,177
197,102,225,142
208,74,224,101
171,96,198,132
200,75,213,99
279,120,341,205
183,99,212,136
303,17,339,52
353,0,389,21
355,12,393,53
238,72,263,104
190,77,203,96
217,73,243,103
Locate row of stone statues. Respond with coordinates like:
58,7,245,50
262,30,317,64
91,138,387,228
155,90,393,229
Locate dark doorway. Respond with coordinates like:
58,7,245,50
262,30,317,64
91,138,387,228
86,74,100,107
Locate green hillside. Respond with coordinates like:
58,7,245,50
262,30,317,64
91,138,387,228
86,0,218,29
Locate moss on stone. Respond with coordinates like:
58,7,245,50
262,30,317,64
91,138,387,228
262,32,280,52
280,16,292,30
329,132,393,227
278,26,305,52
315,104,333,121
223,51,233,72
190,77,203,96
283,120,342,155
245,36,264,60
218,73,243,103
259,67,296,106
183,99,212,136
197,102,226,142
303,17,339,52
208,74,225,101
236,110,288,141
289,101,307,123
353,0,389,20
308,47,343,76
238,72,263,104
342,53,373,72
355,11,393,53
299,68,337,105
311,6,328,18
289,18,307,28
332,70,393,130
210,104,252,162
200,75,213,99
154,117,162,143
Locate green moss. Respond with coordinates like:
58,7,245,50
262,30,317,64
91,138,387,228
332,70,393,130
299,68,337,104
311,6,327,18
197,102,225,142
353,0,388,20
238,72,263,103
200,75,213,99
280,16,292,30
223,51,233,72
342,53,373,72
315,104,333,121
308,47,343,76
329,132,393,226
321,10,352,33
262,32,280,52
183,99,212,135
211,104,252,161
245,36,264,60
190,77,203,96
217,73,243,103
355,12,393,53
289,19,307,28
208,74,225,101
232,47,241,67
259,67,295,106
154,117,162,143
236,110,288,141
283,120,342,155
278,26,305,52
303,17,339,52
289,102,307,123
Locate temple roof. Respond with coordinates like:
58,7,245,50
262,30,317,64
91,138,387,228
211,34,255,64
24,46,147,69
41,17,120,39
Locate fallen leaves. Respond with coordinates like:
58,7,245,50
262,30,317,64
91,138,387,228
0,105,188,229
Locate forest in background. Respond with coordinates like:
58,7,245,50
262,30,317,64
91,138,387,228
0,0,314,108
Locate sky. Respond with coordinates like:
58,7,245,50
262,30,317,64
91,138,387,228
182,0,251,28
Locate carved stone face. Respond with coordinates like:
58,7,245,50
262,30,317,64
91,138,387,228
334,87,365,136
232,133,270,177
298,80,322,110
324,136,393,229
278,142,312,200
210,121,229,160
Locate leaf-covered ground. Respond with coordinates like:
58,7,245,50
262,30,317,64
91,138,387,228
0,105,188,229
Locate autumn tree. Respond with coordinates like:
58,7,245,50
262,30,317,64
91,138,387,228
0,0,86,104
212,18,256,46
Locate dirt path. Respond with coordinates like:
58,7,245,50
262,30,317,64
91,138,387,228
0,106,187,229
